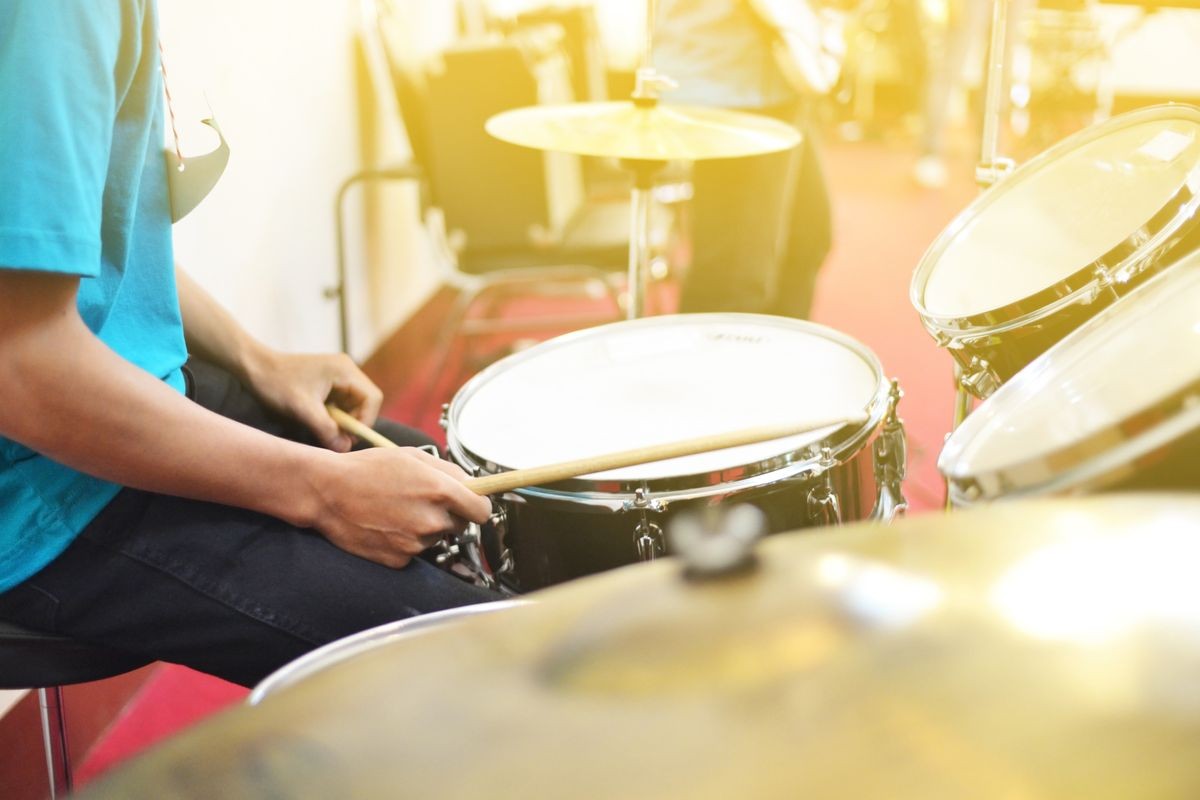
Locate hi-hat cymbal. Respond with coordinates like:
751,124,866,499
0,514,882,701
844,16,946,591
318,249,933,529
80,495,1200,799
485,101,802,161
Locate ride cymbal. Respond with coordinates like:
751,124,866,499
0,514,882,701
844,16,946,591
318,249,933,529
485,101,802,161
81,495,1200,799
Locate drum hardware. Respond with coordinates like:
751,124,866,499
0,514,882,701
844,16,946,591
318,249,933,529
958,356,999,397
668,504,767,580
976,0,1014,190
622,486,665,515
870,379,907,520
633,520,665,562
806,448,843,526
627,486,667,562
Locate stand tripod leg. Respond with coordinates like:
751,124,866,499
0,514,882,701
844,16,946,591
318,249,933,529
945,366,973,510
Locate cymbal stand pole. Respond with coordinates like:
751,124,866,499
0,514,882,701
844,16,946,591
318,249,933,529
624,160,663,319
643,0,658,72
976,0,1016,188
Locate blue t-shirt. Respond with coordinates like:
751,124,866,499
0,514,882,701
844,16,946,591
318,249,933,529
0,0,188,592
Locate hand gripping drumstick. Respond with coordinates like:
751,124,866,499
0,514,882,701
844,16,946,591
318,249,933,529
327,404,867,495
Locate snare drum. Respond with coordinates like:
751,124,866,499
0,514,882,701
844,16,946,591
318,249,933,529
443,313,906,592
939,252,1200,505
912,104,1200,398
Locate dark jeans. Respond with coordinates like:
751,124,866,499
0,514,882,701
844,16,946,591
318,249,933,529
0,360,498,687
682,105,832,319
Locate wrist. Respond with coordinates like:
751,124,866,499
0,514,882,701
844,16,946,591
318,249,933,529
234,337,279,392
271,444,339,530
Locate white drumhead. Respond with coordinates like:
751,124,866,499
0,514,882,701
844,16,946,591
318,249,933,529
941,259,1200,484
918,111,1200,318
452,315,882,481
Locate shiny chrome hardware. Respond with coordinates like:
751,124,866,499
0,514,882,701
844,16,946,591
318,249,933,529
634,520,665,562
871,379,909,521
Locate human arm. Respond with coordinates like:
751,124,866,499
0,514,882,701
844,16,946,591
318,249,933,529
745,0,844,95
175,266,381,452
0,272,491,567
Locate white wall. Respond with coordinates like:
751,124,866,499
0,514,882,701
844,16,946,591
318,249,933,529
159,0,448,360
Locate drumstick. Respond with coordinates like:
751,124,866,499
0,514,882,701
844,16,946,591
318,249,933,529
327,404,867,496
326,405,398,450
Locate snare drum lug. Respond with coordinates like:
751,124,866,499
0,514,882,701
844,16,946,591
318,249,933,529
622,487,664,514
439,403,450,430
807,483,843,526
634,520,665,562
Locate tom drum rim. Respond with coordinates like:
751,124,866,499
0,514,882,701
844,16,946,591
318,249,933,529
911,103,1200,342
939,258,1200,504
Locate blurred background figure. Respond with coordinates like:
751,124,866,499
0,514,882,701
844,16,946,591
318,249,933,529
914,0,991,187
654,0,836,319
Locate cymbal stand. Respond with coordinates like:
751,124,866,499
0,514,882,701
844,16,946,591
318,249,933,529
948,0,1017,508
975,0,1016,190
955,0,1018,425
621,0,672,319
622,158,666,319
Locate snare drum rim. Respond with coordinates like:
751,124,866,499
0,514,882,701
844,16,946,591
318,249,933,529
939,266,1200,503
445,313,890,503
911,104,1200,341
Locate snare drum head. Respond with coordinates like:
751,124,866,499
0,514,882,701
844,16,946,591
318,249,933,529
449,315,884,483
913,105,1200,323
940,256,1200,498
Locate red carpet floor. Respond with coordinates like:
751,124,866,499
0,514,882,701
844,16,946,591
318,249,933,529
75,137,979,786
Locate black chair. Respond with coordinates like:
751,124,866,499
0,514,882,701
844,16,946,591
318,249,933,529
0,621,150,798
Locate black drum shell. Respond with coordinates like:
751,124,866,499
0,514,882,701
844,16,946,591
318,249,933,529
481,422,885,593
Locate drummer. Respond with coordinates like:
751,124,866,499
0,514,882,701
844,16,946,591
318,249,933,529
0,3,498,687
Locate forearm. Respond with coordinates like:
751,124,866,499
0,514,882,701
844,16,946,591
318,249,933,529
0,304,330,527
175,266,268,384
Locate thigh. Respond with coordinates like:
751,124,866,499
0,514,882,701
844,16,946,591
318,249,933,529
0,488,498,688
0,359,493,687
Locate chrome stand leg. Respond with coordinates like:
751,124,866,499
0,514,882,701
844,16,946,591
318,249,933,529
945,367,973,510
38,686,71,799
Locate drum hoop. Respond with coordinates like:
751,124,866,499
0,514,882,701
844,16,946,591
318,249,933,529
246,600,529,706
911,104,1200,339
446,313,889,499
948,402,1200,506
940,268,1200,501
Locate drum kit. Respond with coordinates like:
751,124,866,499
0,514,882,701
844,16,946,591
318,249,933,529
78,2,1200,796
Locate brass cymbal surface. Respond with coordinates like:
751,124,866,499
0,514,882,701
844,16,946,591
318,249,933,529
82,495,1200,799
485,101,802,161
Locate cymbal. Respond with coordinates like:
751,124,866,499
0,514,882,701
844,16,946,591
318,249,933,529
80,495,1200,799
485,101,802,161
